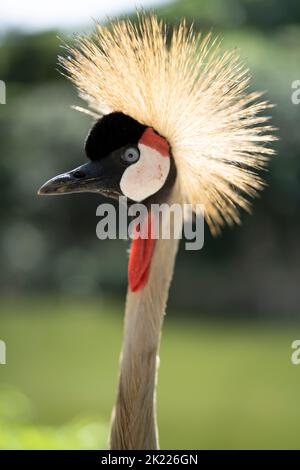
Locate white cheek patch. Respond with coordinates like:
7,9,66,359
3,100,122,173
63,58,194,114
120,143,170,201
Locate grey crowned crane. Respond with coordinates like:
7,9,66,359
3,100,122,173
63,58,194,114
38,14,275,450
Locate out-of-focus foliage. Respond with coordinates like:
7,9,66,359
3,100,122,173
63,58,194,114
0,385,107,449
1,298,300,450
0,0,300,317
0,31,60,84
159,0,300,30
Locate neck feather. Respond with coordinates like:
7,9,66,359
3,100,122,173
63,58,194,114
109,192,180,450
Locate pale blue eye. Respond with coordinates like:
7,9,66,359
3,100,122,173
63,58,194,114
122,146,140,163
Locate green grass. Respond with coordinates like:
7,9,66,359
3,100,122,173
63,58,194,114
0,297,300,449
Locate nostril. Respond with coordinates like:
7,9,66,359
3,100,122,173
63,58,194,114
73,170,86,179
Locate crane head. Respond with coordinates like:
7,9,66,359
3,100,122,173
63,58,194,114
38,112,176,205
39,13,276,238
37,13,276,290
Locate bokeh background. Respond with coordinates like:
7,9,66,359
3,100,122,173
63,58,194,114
1,0,300,450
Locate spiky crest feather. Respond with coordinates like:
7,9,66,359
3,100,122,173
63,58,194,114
61,13,276,234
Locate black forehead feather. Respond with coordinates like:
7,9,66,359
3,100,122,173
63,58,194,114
85,112,146,161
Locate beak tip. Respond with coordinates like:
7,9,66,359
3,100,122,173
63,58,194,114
37,184,49,196
37,178,66,196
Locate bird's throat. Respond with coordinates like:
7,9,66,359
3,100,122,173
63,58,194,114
110,189,180,450
128,211,155,292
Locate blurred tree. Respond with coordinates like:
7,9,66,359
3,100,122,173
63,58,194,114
0,31,62,84
159,0,300,30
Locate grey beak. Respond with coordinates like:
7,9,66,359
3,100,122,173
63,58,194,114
37,161,104,196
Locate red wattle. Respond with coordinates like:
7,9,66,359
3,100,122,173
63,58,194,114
128,212,155,292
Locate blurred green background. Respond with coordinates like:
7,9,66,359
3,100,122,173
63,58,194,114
0,0,300,450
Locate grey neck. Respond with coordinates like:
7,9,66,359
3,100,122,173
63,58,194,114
109,197,180,450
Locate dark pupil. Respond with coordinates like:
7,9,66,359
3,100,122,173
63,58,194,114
123,147,139,163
